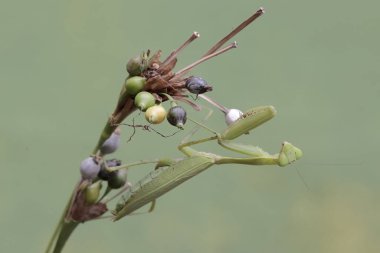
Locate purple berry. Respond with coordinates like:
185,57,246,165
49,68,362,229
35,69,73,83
100,128,121,155
167,106,187,129
80,157,101,180
185,76,213,95
98,159,122,180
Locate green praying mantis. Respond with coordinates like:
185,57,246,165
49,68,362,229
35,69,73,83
111,105,303,221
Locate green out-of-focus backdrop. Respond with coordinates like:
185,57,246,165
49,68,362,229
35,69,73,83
1,0,379,252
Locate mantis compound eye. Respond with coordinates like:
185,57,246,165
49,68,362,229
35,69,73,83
185,76,213,95
167,106,187,129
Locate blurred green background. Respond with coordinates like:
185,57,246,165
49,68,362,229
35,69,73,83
1,0,379,252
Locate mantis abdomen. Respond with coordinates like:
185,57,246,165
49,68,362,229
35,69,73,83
113,155,214,220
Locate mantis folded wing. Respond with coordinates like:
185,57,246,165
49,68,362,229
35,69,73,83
112,105,303,221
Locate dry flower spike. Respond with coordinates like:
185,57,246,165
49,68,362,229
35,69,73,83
107,7,264,135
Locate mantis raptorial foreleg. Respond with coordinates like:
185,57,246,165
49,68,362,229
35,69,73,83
178,105,303,167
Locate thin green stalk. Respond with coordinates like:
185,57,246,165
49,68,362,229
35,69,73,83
52,222,79,253
45,182,79,253
44,214,63,253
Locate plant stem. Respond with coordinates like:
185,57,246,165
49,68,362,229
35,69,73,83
52,222,79,253
44,214,63,253
45,182,79,253
47,97,135,252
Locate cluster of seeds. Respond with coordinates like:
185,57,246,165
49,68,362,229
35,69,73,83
78,53,244,205
125,56,213,128
78,66,217,205
78,127,128,205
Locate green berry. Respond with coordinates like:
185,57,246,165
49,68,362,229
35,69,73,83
134,91,156,111
84,181,102,204
126,55,144,76
125,76,146,96
108,169,128,189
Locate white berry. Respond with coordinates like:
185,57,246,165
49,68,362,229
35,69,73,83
225,109,243,125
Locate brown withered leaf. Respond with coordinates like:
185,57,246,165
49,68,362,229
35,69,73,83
69,190,108,222
158,58,177,76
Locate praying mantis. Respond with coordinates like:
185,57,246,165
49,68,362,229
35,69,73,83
111,105,303,221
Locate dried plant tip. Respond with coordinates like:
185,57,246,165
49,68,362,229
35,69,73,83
151,63,159,69
174,42,237,78
162,31,201,66
204,7,264,56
